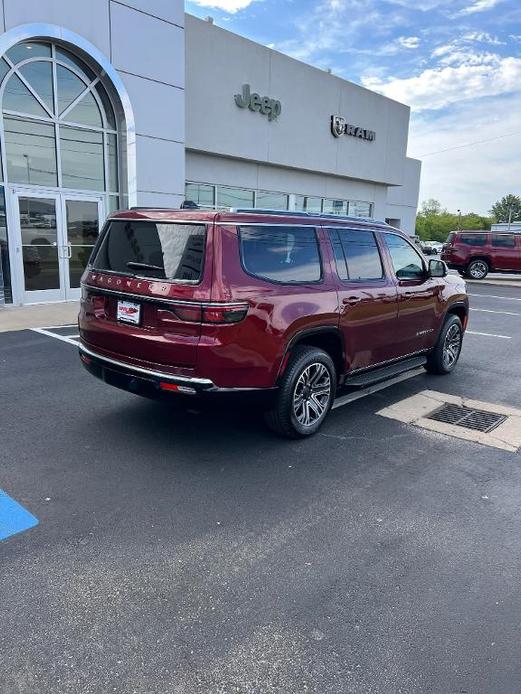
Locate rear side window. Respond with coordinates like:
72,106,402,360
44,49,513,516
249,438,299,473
329,229,383,281
92,220,206,282
383,233,425,280
459,234,487,246
239,226,321,283
492,234,516,248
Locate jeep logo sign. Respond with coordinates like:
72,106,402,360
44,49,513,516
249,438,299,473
331,115,375,142
235,84,282,121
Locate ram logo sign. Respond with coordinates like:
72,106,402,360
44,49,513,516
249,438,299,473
331,115,375,142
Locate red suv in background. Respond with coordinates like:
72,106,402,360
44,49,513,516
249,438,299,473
442,230,521,279
78,209,468,438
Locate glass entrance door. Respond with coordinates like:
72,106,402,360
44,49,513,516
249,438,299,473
15,191,63,303
62,196,103,300
11,188,103,303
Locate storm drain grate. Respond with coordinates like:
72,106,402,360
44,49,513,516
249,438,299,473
427,403,507,433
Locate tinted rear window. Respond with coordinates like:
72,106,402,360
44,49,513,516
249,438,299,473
92,220,206,282
459,234,487,246
329,229,383,280
239,226,322,283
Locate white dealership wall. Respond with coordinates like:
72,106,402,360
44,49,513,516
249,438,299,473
185,14,421,232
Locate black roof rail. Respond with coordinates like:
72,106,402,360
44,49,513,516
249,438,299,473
229,208,389,226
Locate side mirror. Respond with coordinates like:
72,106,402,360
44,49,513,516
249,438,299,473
428,259,448,278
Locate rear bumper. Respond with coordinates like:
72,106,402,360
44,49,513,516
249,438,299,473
78,342,273,397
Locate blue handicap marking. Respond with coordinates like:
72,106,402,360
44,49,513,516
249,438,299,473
0,488,39,541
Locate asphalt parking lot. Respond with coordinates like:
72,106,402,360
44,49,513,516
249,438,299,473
2,283,521,694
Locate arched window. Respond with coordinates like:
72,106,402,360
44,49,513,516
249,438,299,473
0,40,121,210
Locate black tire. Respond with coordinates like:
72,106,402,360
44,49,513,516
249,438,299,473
264,346,337,439
425,314,463,375
465,258,489,280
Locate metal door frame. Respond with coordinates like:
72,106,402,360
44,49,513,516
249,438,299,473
60,192,104,301
8,184,104,304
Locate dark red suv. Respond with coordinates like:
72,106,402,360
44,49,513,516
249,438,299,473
78,209,468,437
442,230,521,279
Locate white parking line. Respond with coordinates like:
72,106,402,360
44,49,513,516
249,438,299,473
31,328,80,346
469,293,521,302
470,308,521,316
466,330,512,339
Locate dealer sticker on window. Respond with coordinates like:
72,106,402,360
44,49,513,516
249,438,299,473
117,300,141,325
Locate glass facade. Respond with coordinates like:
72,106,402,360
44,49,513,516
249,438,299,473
0,39,122,303
186,182,373,219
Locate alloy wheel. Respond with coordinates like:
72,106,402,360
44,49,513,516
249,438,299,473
469,261,487,279
293,362,332,428
442,323,462,369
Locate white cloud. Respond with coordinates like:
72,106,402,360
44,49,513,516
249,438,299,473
362,55,521,110
189,0,257,12
398,36,421,49
409,93,521,213
463,31,505,45
458,0,503,16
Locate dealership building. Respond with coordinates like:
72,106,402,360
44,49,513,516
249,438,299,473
0,0,421,306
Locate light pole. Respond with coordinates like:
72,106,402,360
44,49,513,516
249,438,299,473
508,206,513,231
457,209,461,231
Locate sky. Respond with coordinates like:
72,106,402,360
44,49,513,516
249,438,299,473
186,0,521,216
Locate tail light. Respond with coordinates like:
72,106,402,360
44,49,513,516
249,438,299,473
202,304,248,324
173,303,248,325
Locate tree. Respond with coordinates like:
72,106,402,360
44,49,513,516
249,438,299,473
415,202,491,242
490,194,521,224
420,198,443,216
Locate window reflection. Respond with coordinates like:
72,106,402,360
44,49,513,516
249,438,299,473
55,48,96,83
0,186,11,303
255,192,289,210
60,126,104,191
4,116,57,186
66,91,102,128
19,62,54,113
185,183,215,208
108,134,118,192
56,65,87,116
19,197,60,291
217,187,254,209
3,74,48,117
6,41,51,64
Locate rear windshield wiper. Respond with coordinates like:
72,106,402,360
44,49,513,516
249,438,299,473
126,261,164,272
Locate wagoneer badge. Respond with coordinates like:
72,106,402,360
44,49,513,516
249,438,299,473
331,115,375,142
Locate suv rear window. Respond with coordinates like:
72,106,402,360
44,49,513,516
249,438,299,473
239,226,321,283
91,220,206,282
459,234,487,246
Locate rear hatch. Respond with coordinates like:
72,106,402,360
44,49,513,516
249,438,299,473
80,216,212,368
